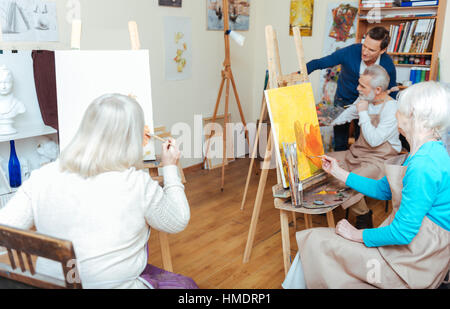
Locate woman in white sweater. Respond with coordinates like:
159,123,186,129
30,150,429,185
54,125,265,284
0,94,195,289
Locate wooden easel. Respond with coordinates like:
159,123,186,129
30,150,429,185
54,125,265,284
242,25,315,264
240,70,270,210
202,0,250,191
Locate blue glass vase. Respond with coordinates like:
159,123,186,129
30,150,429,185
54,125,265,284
8,140,21,188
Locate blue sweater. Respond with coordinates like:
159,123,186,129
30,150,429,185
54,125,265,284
346,141,450,247
307,44,397,104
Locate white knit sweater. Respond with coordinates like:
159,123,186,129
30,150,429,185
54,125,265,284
332,98,402,153
0,162,190,289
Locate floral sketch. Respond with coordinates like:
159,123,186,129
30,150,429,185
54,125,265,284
164,16,192,81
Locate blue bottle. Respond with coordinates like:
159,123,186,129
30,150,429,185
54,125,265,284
8,140,21,188
409,68,417,84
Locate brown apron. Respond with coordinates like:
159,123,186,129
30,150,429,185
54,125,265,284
296,159,450,289
329,102,400,209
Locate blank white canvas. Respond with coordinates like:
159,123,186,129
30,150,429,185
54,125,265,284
54,50,156,161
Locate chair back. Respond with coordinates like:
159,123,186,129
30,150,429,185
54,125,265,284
0,224,82,289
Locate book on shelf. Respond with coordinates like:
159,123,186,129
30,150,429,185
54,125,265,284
388,18,435,53
394,0,439,7
359,8,436,19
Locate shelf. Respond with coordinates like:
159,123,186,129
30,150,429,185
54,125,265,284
395,64,431,68
359,6,439,11
388,52,433,56
359,16,436,21
0,124,57,143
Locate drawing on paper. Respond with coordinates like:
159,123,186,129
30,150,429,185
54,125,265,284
289,0,314,36
265,83,324,188
164,16,192,81
207,0,250,31
0,0,58,42
173,32,187,73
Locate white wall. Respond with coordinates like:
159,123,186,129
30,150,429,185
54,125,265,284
1,0,258,168
1,0,449,168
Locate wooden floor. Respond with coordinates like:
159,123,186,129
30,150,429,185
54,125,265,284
147,158,392,289
0,158,392,289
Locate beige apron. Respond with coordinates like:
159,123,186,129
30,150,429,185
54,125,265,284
296,160,450,289
329,102,400,209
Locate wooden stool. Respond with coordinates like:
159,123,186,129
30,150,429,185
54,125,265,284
275,198,338,275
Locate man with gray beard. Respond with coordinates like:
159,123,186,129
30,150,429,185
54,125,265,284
328,64,402,229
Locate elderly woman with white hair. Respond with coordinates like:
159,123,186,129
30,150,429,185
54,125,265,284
283,81,450,289
0,94,197,289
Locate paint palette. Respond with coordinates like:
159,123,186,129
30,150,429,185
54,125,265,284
301,183,351,209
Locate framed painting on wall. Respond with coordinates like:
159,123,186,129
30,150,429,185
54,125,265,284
289,0,314,36
159,0,182,7
207,0,250,31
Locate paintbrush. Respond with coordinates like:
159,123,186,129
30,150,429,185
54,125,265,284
149,134,166,143
144,131,173,149
307,155,324,159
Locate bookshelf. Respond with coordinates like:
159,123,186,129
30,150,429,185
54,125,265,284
356,0,447,85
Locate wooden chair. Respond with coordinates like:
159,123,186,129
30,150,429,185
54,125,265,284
0,224,82,289
0,224,176,289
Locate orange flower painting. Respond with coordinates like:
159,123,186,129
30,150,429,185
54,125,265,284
265,83,324,188
295,122,324,169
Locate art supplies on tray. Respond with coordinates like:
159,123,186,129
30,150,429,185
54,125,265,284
283,142,303,207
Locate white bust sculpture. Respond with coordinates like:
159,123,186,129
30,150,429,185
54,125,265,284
0,65,26,135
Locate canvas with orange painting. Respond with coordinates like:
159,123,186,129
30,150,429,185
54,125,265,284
265,83,324,188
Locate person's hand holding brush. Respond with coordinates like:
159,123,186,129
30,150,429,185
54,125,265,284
321,155,350,184
143,125,180,167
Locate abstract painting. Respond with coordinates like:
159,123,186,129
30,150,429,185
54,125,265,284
159,0,182,7
164,16,192,81
0,0,58,42
265,83,324,188
207,0,250,31
289,0,314,37
328,3,358,42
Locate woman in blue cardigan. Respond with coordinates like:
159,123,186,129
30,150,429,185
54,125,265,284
283,81,450,289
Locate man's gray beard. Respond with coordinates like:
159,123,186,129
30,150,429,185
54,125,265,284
359,91,375,102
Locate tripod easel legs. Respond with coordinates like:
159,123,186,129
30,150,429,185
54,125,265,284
204,69,250,191
243,128,273,263
240,98,267,210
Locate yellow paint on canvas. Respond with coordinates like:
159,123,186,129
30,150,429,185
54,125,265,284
289,0,314,36
266,82,324,188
